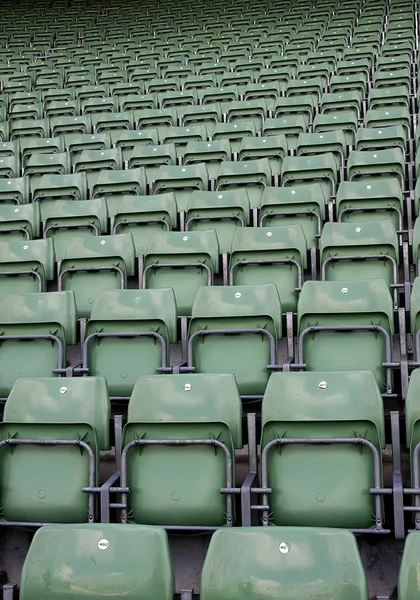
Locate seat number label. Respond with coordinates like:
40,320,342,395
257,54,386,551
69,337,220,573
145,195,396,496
98,538,109,551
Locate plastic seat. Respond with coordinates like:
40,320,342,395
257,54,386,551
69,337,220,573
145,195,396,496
320,90,363,117
135,107,177,139
50,115,92,137
179,103,222,135
229,225,307,312
320,221,400,306
31,173,88,220
153,163,209,212
114,129,159,163
0,377,110,523
213,121,257,154
403,369,420,524
64,132,112,162
0,238,54,297
74,149,123,176
295,279,395,396
216,158,271,209
281,154,338,199
112,193,177,255
238,135,287,179
141,230,219,316
368,86,410,110
262,116,309,151
128,143,177,186
313,110,358,146
162,125,208,159
296,131,347,170
260,370,385,529
201,527,368,600
0,177,30,206
347,149,405,191
181,283,282,399
10,118,49,140
23,152,71,180
398,531,420,600
89,168,147,214
0,155,20,178
336,179,404,231
0,203,40,240
185,189,250,254
44,199,108,260
364,106,411,141
119,373,241,526
91,111,134,134
58,233,135,319
19,524,174,599
259,184,326,249
19,137,65,168
226,99,267,133
356,126,407,154
0,291,76,398
75,289,176,399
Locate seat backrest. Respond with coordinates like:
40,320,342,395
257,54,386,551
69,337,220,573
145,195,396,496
145,230,219,271
410,277,420,337
262,370,384,447
320,220,399,259
5,376,110,449
298,278,394,333
230,224,307,267
399,532,420,600
20,524,174,600
63,232,136,276
0,291,76,344
191,283,282,338
128,373,242,448
201,527,368,600
46,198,108,231
0,238,55,280
90,288,177,342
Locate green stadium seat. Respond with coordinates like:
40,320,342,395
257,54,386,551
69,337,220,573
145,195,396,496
347,149,405,191
238,135,287,180
185,189,250,254
141,229,219,316
261,370,385,529
313,110,358,146
75,289,175,399
44,198,108,260
0,291,76,397
259,184,326,249
281,153,338,199
216,158,272,208
19,137,65,168
356,126,407,154
23,152,71,179
58,233,135,319
320,221,400,306
182,283,282,399
183,140,232,181
89,167,147,214
295,279,395,396
50,115,92,137
153,163,209,212
119,373,241,526
336,179,404,231
128,143,177,187
31,173,88,219
398,531,420,600
229,225,307,312
213,121,257,154
113,129,159,163
19,524,174,599
0,238,54,297
0,203,40,240
0,376,110,523
201,527,368,600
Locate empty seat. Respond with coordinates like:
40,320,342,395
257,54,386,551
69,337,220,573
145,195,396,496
399,531,420,600
0,203,40,240
216,158,271,209
347,149,405,191
0,376,110,523
185,189,250,254
44,199,108,261
20,524,174,599
229,225,307,312
0,291,76,398
320,221,400,305
0,238,55,297
201,527,368,600
141,230,219,316
153,163,209,212
182,283,282,398
295,279,395,396
31,173,88,219
281,153,338,199
118,373,241,526
112,193,178,255
261,370,385,529
259,184,326,248
76,289,176,399
58,233,136,319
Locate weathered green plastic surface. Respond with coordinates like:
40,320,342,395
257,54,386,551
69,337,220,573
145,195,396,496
129,143,177,183
262,371,384,527
399,532,420,600
0,238,54,296
183,139,231,179
347,148,405,182
113,193,177,254
144,229,219,316
0,177,30,205
238,135,286,175
216,158,272,209
296,130,347,164
123,374,241,525
411,221,420,273
336,178,403,228
410,278,420,336
154,163,209,211
0,291,76,396
60,233,135,318
0,376,109,522
20,524,174,600
44,198,108,260
5,376,110,449
298,279,393,390
356,125,407,152
86,289,176,397
189,284,281,396
24,151,71,176
0,202,40,239
230,225,307,312
91,167,147,203
281,152,338,198
186,189,250,253
32,173,88,220
320,220,398,284
260,183,326,248
201,527,368,600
